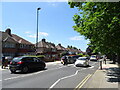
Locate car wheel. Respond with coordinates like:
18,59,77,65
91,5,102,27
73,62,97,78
22,66,29,73
75,65,78,67
41,64,46,70
10,70,16,74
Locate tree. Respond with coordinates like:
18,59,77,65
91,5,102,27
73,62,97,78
68,2,120,63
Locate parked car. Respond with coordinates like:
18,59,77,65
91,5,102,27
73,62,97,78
9,56,46,73
90,55,98,61
75,57,89,67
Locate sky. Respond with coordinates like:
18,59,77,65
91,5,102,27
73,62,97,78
1,1,89,52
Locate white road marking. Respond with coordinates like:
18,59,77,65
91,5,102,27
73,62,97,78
48,69,83,89
2,63,97,82
48,63,97,89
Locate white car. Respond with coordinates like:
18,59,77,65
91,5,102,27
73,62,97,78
75,57,89,67
90,55,98,61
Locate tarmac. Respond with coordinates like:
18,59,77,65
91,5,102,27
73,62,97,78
0,60,120,90
81,59,120,90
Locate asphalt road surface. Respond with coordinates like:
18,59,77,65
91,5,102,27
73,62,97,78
1,61,99,89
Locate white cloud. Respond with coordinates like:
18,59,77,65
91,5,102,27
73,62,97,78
70,36,84,41
27,34,36,38
38,32,49,36
27,32,49,38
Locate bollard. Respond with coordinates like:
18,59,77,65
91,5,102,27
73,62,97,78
100,60,102,70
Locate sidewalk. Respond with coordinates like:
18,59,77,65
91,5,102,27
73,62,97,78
82,60,120,89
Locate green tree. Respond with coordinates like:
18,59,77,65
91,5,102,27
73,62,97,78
68,2,120,63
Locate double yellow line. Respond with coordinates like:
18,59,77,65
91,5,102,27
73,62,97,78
74,74,92,90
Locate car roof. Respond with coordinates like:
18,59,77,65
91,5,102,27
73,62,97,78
78,57,87,59
15,56,38,58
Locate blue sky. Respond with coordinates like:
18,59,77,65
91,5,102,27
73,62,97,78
1,2,89,51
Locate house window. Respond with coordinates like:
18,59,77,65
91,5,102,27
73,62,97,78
52,49,56,52
20,44,25,48
4,42,15,48
19,44,31,49
3,52,15,57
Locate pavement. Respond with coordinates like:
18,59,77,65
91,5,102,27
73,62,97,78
82,59,120,90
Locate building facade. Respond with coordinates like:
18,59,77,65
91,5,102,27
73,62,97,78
37,39,58,61
2,28,35,57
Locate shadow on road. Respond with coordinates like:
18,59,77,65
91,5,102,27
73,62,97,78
75,65,91,68
12,68,47,74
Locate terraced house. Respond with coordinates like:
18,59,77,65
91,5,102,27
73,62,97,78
2,28,35,57
36,39,58,61
1,29,83,61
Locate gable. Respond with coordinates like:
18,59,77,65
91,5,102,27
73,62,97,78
3,36,17,43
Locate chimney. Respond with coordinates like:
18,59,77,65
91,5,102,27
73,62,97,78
58,43,61,46
5,28,12,36
42,38,46,42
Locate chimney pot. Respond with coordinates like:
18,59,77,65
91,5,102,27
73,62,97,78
42,38,46,42
5,28,12,36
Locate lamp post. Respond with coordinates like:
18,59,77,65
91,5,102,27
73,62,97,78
36,7,41,54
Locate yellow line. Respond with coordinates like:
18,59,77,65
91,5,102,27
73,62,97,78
74,74,91,90
78,74,92,89
75,75,89,89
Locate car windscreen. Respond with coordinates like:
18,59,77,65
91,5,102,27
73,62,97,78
78,58,86,60
12,57,22,62
61,56,65,59
91,56,96,58
73,56,80,59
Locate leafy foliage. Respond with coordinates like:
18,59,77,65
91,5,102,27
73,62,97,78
68,2,120,56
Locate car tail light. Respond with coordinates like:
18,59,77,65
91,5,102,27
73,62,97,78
17,61,23,64
10,61,12,64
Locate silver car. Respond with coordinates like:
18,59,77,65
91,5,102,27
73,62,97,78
75,57,89,67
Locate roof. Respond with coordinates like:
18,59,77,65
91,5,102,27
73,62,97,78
47,42,56,49
37,39,56,49
2,29,33,45
2,32,18,43
56,44,66,51
37,40,50,48
12,34,33,45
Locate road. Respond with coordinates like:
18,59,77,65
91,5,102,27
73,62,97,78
1,61,99,89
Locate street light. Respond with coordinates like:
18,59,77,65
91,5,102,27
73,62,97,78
36,7,41,54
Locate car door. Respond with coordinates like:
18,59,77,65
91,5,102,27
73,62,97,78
37,58,45,68
33,57,41,68
24,57,36,69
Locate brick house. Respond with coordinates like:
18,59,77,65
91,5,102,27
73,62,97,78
37,39,57,61
2,28,35,57
66,48,83,55
56,44,67,59
37,39,51,55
